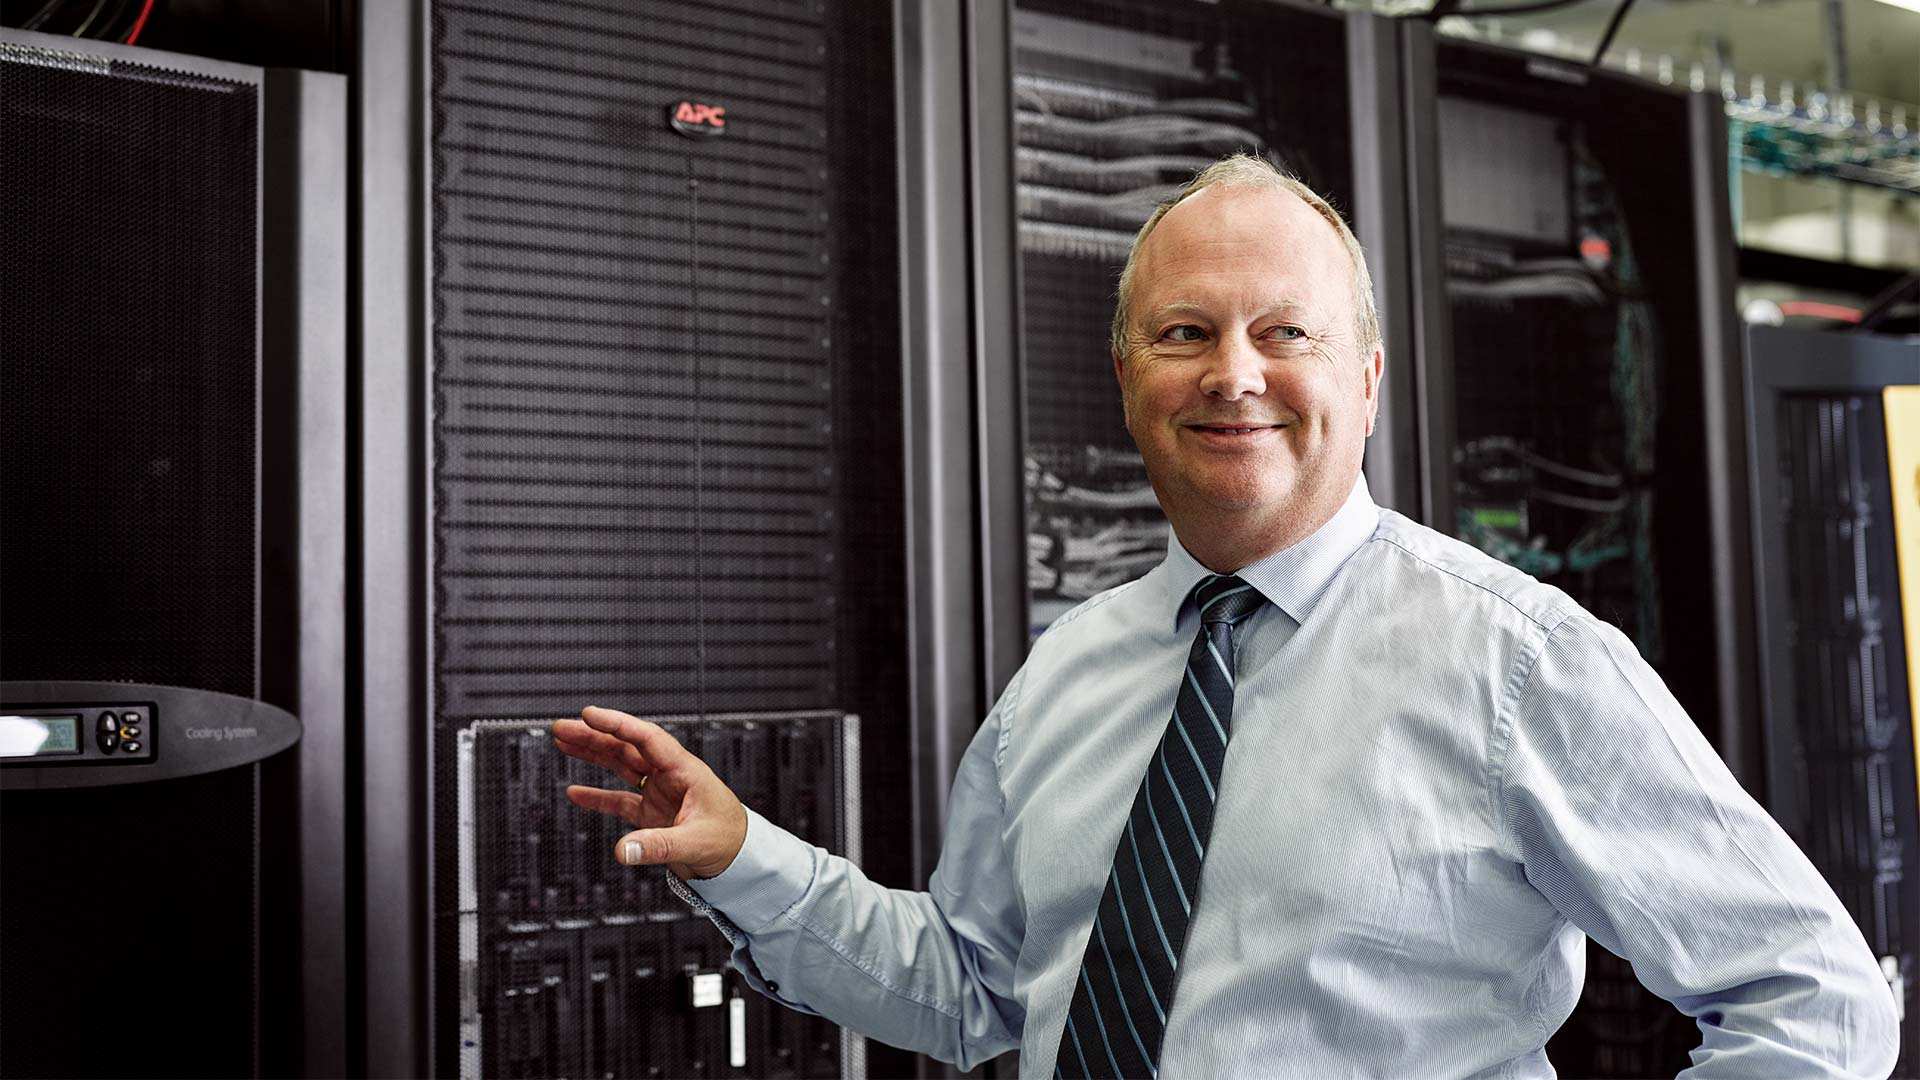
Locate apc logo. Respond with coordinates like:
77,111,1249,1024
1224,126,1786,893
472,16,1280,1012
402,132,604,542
668,100,728,138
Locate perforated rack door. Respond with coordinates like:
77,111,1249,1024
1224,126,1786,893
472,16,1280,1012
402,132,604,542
431,0,843,723
0,40,262,1080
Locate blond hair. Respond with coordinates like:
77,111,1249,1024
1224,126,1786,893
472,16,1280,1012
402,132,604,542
1110,154,1381,359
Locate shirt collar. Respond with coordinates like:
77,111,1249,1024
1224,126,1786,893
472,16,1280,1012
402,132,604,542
1161,472,1381,631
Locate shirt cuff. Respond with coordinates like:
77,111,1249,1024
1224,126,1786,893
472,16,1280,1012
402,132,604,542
685,805,815,932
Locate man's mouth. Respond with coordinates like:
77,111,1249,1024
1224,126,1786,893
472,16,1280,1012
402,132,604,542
1186,423,1281,435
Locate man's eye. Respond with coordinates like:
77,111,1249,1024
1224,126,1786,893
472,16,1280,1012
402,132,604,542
1268,325,1307,341
1160,325,1206,342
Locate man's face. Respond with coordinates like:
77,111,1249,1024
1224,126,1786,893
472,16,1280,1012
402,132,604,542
1114,185,1380,537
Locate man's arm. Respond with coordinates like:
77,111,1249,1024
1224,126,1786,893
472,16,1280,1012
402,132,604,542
1495,613,1899,1079
679,706,1025,1069
559,680,1029,1070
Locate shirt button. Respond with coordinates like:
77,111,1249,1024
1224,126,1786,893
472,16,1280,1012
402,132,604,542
767,981,780,993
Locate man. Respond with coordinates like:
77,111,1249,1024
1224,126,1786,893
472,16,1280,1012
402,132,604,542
553,155,1898,1078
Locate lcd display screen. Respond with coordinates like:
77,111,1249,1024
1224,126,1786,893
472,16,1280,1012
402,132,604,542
0,714,83,757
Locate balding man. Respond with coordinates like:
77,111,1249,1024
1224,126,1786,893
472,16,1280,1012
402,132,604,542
554,155,1897,1078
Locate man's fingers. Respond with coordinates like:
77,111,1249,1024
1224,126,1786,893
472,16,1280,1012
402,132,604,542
551,723,645,785
553,717,642,760
556,726,645,776
579,706,698,772
565,784,644,825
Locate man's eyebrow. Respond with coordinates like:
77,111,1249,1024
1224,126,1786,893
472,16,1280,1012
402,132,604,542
1142,301,1208,322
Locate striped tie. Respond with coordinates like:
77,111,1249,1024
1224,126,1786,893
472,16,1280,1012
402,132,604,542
1055,574,1268,1080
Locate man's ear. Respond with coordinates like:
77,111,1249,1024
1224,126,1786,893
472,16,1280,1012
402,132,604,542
1363,344,1384,438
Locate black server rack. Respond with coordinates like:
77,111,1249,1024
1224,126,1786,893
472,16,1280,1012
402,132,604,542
1403,34,1738,1078
412,1,911,1075
1744,325,1920,1076
1006,0,1359,641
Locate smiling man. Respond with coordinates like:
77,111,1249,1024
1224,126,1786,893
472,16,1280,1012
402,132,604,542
554,155,1898,1078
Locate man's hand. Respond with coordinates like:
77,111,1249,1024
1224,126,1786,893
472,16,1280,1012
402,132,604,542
551,706,748,881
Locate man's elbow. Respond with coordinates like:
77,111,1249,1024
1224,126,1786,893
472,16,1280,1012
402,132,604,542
1818,952,1902,1078
1858,968,1901,1079
1694,955,1902,1077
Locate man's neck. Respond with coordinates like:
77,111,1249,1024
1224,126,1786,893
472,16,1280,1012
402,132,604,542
1166,475,1358,574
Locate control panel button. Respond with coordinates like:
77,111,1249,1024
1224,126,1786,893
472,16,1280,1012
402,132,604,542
97,714,119,753
122,741,142,753
119,726,140,741
122,711,141,725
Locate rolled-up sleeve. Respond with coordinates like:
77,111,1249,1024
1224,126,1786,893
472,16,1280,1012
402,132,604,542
1494,613,1900,1078
671,671,1029,1069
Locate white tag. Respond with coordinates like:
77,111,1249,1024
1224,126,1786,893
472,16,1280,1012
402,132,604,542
691,972,724,1008
729,996,747,1067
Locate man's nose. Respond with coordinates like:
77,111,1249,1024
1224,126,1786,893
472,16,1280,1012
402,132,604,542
1199,332,1268,400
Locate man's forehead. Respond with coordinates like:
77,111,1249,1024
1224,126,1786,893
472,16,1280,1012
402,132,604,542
1131,185,1349,306
1138,292,1317,321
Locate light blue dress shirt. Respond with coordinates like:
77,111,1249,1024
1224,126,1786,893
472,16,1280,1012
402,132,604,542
671,474,1899,1078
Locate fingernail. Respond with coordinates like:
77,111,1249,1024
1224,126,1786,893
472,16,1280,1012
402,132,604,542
623,840,643,866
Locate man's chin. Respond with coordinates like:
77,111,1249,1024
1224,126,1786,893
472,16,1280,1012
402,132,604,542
1176,480,1297,515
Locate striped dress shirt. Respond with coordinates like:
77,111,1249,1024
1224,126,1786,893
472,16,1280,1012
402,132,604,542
672,473,1899,1078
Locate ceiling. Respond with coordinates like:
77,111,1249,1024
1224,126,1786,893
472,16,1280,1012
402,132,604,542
1439,0,1919,106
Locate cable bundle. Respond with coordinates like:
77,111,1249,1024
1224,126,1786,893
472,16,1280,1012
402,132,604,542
1014,71,1265,257
16,0,155,44
1017,149,1219,195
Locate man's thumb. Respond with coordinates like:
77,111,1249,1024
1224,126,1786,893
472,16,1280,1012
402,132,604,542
614,826,687,868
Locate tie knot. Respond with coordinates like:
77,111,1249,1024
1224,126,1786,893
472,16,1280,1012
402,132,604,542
1193,574,1266,627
